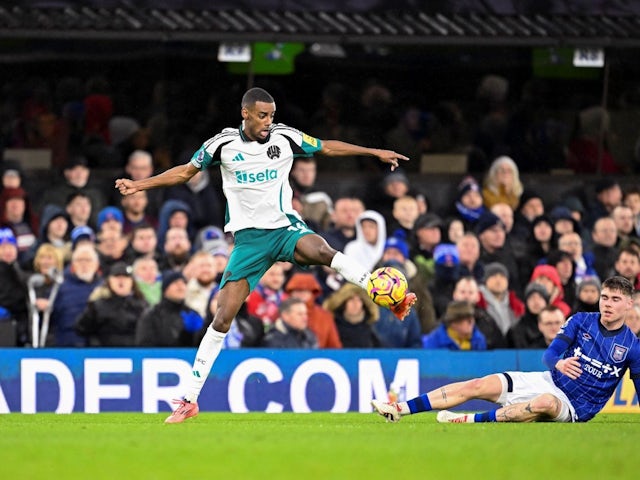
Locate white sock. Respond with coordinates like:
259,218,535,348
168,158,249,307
184,325,227,403
330,252,370,289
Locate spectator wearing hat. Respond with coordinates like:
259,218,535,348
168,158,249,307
372,260,422,349
184,251,219,319
75,261,148,346
136,271,203,346
367,170,412,225
476,211,521,294
430,243,462,317
453,175,485,230
549,205,581,238
285,272,342,348
22,204,70,270
39,155,106,225
482,156,523,210
1,161,24,193
612,247,640,290
410,212,443,283
478,262,525,337
96,206,124,235
65,191,93,231
422,300,487,351
451,275,505,349
0,187,38,260
512,189,545,243
546,249,577,309
343,210,387,272
507,282,550,348
572,276,602,314
261,297,318,349
157,199,194,248
529,264,571,317
591,217,619,281
51,243,102,346
120,190,158,235
323,283,381,348
132,256,162,307
586,178,622,230
70,225,96,251
378,236,437,335
0,227,29,345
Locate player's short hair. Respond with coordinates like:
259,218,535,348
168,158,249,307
602,275,634,297
242,87,274,108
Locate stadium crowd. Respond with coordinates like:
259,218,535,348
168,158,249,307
1,73,640,349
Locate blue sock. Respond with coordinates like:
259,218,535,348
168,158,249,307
407,394,432,414
473,409,498,423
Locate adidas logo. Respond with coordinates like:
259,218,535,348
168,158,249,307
232,153,245,162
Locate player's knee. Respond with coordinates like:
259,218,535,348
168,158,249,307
530,394,561,416
211,310,234,333
463,378,486,396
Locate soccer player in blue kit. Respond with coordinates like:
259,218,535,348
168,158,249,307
115,87,417,423
372,275,640,423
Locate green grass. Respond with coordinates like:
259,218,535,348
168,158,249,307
1,413,638,480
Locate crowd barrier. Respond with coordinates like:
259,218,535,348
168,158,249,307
0,348,636,414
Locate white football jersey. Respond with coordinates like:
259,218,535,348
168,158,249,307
191,123,322,233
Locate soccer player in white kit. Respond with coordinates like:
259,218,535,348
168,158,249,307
115,87,417,423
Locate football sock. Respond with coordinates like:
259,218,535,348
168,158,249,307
330,252,370,289
183,325,227,403
407,393,432,414
473,409,498,423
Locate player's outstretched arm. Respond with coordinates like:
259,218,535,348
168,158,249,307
115,162,199,196
319,139,409,171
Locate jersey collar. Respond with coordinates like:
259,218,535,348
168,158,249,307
239,123,271,144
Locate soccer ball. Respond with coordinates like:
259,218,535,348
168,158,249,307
367,267,408,308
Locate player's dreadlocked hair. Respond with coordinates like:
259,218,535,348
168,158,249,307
602,276,634,297
242,87,274,108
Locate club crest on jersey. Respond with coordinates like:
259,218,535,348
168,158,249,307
610,343,629,363
267,145,281,159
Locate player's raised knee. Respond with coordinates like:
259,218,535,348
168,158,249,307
530,393,562,416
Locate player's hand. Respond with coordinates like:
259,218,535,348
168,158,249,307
377,149,409,171
555,356,582,379
115,178,138,196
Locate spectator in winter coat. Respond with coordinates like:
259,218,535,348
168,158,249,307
529,264,571,317
50,243,102,346
478,262,525,337
75,261,149,346
323,283,381,348
135,271,203,346
507,282,550,349
372,261,422,348
261,297,318,349
422,300,487,350
0,227,29,345
285,272,342,348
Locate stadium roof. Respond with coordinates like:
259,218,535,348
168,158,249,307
1,4,640,47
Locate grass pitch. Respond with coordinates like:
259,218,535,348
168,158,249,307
1,412,638,480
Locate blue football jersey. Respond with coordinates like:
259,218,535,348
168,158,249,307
550,312,640,421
